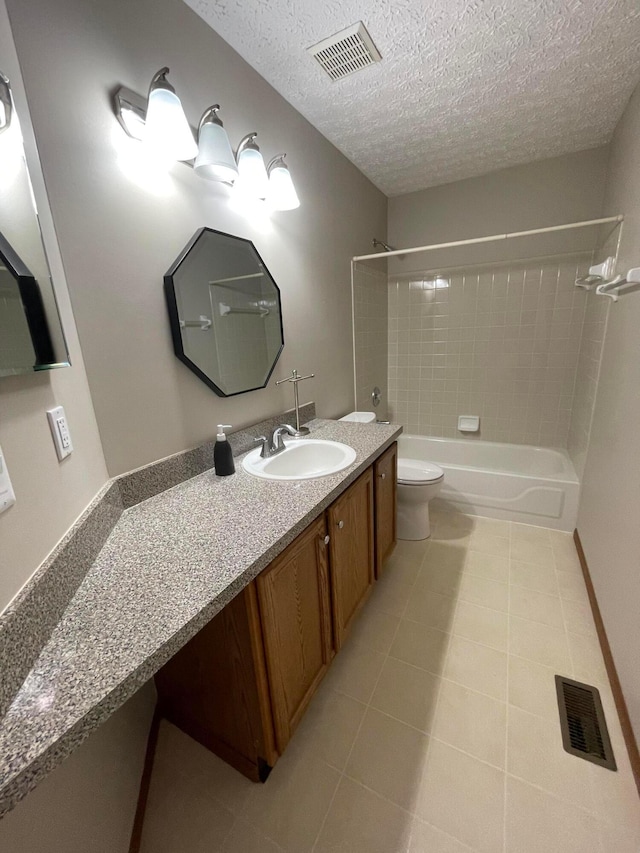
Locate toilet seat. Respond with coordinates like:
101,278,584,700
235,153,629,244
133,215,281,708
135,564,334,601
397,458,444,486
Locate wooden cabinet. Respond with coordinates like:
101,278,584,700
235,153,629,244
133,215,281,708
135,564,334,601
374,442,397,576
256,516,332,753
155,447,396,781
328,468,375,650
155,583,277,781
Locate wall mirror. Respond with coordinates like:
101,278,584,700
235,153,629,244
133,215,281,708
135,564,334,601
0,71,69,377
164,228,284,396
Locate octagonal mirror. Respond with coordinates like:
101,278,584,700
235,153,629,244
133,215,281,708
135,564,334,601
164,228,284,397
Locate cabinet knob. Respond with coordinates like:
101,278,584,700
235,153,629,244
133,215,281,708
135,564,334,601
379,472,386,479
337,520,344,529
323,535,330,545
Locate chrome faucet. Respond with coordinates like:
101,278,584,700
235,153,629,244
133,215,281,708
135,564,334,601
253,423,300,459
275,369,315,436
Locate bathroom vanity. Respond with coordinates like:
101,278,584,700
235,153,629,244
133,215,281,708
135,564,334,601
0,416,400,816
156,442,398,781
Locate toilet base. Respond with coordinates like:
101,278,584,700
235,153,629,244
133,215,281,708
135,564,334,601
397,501,432,540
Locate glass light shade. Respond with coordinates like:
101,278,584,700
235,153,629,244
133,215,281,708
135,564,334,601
194,121,238,182
267,164,300,210
143,87,197,162
235,146,269,199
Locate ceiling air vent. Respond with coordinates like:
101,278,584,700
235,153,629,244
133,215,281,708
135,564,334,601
307,22,382,82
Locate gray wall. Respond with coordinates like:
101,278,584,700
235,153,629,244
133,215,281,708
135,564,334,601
6,0,387,477
388,147,610,274
578,82,640,742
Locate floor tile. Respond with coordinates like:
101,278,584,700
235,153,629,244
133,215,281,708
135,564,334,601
408,819,477,852
508,655,561,721
421,542,467,573
509,586,564,628
368,573,414,618
510,539,555,568
444,635,507,701
459,574,508,612
403,587,457,632
415,562,464,598
561,598,597,637
510,523,551,545
433,680,507,768
152,722,252,814
223,819,284,853
507,705,594,811
348,607,401,654
289,686,366,771
467,530,510,558
379,556,422,588
346,707,429,812
370,657,441,732
566,631,609,687
510,559,559,596
322,641,386,704
390,620,450,674
416,739,505,853
314,776,413,853
464,550,509,582
509,615,571,669
556,568,590,603
505,775,601,853
241,749,340,852
395,539,432,565
548,531,582,572
472,517,511,538
453,600,508,651
140,761,235,853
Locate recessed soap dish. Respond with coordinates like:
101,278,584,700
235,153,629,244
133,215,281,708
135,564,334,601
458,415,479,433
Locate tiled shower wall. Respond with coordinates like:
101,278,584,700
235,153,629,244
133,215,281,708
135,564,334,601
387,256,594,447
353,262,388,419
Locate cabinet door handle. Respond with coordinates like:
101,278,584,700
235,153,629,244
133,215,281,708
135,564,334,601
379,472,386,479
337,520,344,529
323,535,330,545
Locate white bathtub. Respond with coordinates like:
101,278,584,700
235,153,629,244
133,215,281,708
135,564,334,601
398,435,579,531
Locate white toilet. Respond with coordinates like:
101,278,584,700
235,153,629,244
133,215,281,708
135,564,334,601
338,412,444,540
396,458,444,540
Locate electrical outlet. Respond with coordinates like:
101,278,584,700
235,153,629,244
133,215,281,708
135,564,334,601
0,444,16,514
47,406,74,460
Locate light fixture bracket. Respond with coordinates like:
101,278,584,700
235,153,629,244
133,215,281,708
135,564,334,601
0,70,13,134
198,104,223,131
236,132,259,157
149,66,174,96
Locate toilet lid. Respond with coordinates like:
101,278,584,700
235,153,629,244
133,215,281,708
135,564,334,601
398,458,444,485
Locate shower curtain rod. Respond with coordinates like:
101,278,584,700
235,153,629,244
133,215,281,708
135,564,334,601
352,215,624,262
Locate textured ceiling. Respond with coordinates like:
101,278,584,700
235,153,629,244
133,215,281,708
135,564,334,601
185,0,640,196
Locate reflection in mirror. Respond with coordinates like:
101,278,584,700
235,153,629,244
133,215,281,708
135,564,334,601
164,228,284,396
0,70,69,377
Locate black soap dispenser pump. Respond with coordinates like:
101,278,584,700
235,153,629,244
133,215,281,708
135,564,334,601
214,424,235,476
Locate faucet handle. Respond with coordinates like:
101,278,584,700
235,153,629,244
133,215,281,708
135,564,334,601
253,435,271,459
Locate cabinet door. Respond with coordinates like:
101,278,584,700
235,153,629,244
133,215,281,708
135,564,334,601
374,442,397,577
256,516,332,753
328,468,375,650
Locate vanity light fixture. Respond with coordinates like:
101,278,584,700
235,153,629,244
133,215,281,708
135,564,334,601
194,105,238,183
142,67,197,162
266,154,300,210
113,73,301,208
234,133,269,200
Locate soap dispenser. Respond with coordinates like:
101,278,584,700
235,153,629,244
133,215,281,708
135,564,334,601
214,424,235,476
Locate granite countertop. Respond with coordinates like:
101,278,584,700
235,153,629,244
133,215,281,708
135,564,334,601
0,418,401,817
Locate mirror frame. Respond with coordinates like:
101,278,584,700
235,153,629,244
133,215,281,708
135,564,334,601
164,227,284,397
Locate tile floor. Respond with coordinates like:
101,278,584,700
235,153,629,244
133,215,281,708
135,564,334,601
139,511,640,853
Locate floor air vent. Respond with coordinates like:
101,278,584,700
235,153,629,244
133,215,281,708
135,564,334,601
555,675,616,770
307,22,382,82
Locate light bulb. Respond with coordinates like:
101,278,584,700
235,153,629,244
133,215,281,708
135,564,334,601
267,162,300,210
142,68,197,162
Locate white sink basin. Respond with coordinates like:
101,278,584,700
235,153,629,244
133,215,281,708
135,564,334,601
242,439,357,481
